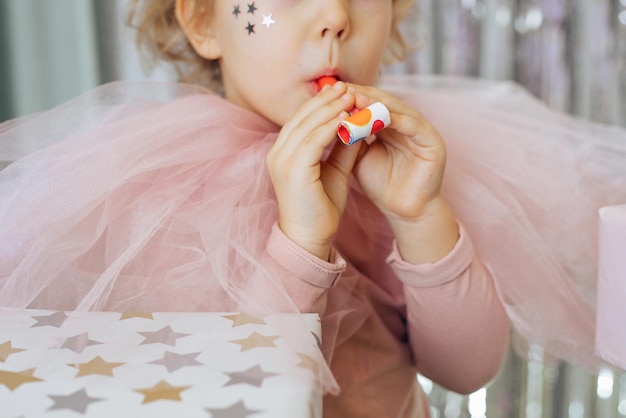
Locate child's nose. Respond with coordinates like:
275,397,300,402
316,0,350,40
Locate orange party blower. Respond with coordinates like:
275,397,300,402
337,102,390,145
317,76,338,90
316,77,391,145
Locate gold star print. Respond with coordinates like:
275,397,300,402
0,341,26,362
73,356,124,377
229,332,279,352
222,313,266,327
296,353,319,375
119,312,154,320
0,368,42,390
134,379,190,404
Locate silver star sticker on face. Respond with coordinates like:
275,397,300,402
261,14,276,28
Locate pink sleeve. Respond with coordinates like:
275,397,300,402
264,222,346,314
387,224,511,394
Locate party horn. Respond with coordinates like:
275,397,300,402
337,102,390,145
315,77,391,145
317,76,338,90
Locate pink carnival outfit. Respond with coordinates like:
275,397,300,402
0,75,625,417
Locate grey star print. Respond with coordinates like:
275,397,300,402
138,325,190,346
206,400,263,418
223,364,279,388
48,388,103,413
149,351,203,373
31,311,68,328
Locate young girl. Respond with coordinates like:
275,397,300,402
0,0,624,417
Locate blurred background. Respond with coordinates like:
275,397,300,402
0,0,624,416
0,0,624,126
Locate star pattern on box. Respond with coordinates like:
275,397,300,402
119,312,154,321
72,356,124,377
0,340,26,362
222,313,266,328
138,325,190,346
223,364,279,388
296,353,319,375
61,332,103,353
311,330,322,350
149,351,203,373
229,332,279,352
0,309,322,417
0,368,42,390
31,311,68,328
205,400,263,418
134,379,190,404
48,388,103,413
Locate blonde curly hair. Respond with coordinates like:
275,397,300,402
127,0,415,91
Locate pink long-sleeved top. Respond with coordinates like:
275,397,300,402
264,207,511,417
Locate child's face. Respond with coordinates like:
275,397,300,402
204,0,393,126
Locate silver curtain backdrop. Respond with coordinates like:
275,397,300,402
392,0,626,127
393,4,626,417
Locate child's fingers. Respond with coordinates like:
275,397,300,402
324,138,363,180
345,84,442,149
276,82,351,147
387,113,442,149
267,111,349,177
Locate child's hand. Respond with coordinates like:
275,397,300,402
346,84,459,263
266,82,359,260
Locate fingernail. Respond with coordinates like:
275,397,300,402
333,81,344,91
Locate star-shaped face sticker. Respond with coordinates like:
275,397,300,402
48,388,103,413
223,364,279,388
30,311,68,328
245,22,255,35
232,4,241,17
119,312,154,321
229,332,279,352
0,341,26,362
73,356,124,377
222,313,266,328
0,368,42,390
134,379,190,404
149,351,203,373
138,325,190,346
261,14,276,28
247,2,257,14
205,400,263,418
61,333,103,354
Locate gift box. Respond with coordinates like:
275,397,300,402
595,204,626,370
0,309,323,417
